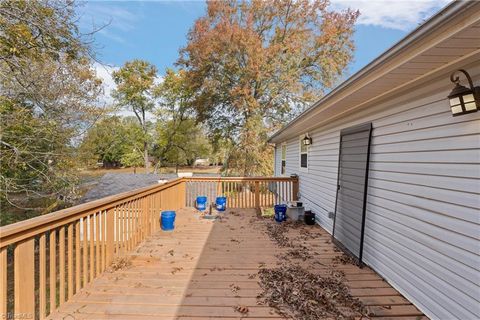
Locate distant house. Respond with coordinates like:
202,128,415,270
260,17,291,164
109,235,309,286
193,158,210,166
269,2,479,320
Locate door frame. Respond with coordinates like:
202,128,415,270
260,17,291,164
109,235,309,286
332,122,373,266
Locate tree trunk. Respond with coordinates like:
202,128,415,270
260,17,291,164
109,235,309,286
144,140,150,172
175,153,179,174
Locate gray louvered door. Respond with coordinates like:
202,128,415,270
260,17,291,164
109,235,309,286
333,123,372,262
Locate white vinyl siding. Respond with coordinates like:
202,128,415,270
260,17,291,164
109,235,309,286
273,71,480,319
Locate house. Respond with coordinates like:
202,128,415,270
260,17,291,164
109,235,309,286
269,2,480,320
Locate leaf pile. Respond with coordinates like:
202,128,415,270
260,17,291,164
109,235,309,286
332,253,358,266
263,221,293,247
107,257,132,272
281,246,312,261
258,266,367,320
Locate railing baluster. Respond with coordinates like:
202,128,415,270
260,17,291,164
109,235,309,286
148,196,152,235
138,199,142,242
235,183,238,208
89,214,94,282
132,200,136,247
134,199,138,245
129,201,133,250
75,221,80,293
143,197,147,239
255,181,260,210
124,202,128,252
288,181,291,202
82,217,88,287
59,226,66,305
39,234,46,319
95,213,100,277
227,182,231,208
100,210,107,272
265,181,268,206
67,223,74,299
236,182,239,208
245,182,247,208
120,204,125,253
49,230,57,312
233,182,236,208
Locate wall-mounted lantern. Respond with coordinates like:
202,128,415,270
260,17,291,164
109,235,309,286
448,69,479,116
302,134,312,146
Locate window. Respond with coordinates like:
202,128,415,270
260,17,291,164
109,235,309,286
281,144,286,175
300,135,308,170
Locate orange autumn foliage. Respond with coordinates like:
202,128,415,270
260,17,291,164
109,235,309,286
179,0,359,175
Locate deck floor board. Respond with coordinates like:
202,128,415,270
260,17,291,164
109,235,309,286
48,208,425,319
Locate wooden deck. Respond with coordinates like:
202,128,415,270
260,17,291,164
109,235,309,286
49,208,426,320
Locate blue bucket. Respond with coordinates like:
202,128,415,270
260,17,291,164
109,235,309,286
216,196,227,211
274,204,287,223
161,211,176,231
196,196,207,211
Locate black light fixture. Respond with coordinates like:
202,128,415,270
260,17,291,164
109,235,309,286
448,69,479,116
302,134,312,146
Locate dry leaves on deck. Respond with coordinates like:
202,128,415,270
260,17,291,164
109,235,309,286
332,253,359,266
257,265,367,320
234,305,249,314
263,221,293,247
107,257,132,272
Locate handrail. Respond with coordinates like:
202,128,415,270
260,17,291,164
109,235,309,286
185,176,297,181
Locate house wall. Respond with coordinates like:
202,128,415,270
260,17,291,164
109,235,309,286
273,67,480,319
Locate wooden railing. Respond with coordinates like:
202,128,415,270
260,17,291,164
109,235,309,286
0,178,185,320
0,176,297,319
185,177,298,209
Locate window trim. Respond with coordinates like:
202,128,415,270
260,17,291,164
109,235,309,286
299,134,309,172
281,143,287,175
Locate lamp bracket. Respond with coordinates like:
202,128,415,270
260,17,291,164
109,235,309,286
450,69,475,91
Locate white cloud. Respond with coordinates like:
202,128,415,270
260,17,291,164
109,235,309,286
331,0,452,31
93,63,162,120
94,62,118,106
79,3,141,43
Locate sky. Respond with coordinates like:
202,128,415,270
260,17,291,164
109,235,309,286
78,0,451,103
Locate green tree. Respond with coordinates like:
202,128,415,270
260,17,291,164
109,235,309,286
0,0,104,214
79,116,147,168
112,60,157,171
155,118,211,172
178,0,358,175
153,69,211,172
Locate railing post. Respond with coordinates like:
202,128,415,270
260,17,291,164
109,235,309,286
14,238,35,318
292,177,299,201
106,208,115,265
255,181,260,210
179,180,186,209
0,247,7,318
